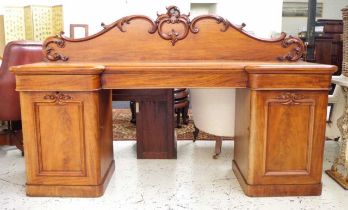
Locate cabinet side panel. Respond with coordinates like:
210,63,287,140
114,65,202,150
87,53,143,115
99,89,114,179
234,89,251,181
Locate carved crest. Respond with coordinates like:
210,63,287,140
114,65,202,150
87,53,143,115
155,6,191,45
43,6,305,62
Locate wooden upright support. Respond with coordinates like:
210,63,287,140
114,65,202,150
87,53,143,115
16,67,114,197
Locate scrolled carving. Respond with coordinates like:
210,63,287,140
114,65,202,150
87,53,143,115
274,92,306,105
190,15,246,34
155,5,191,45
111,15,157,34
43,33,69,61
43,92,72,104
277,36,305,61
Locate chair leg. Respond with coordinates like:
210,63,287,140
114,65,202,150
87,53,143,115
213,136,223,159
130,101,136,124
0,121,24,156
175,108,181,128
193,124,199,142
11,131,24,156
182,105,189,125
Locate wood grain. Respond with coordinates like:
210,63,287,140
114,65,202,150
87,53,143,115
11,6,336,198
20,90,114,195
112,89,176,159
234,90,328,189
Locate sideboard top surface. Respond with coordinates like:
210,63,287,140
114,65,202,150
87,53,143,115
11,60,336,75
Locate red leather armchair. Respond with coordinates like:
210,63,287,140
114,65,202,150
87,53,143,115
0,41,43,153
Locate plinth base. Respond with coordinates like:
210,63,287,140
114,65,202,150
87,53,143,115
26,161,115,197
232,160,322,197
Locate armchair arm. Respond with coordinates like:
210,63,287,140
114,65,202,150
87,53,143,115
329,75,347,104
331,75,348,87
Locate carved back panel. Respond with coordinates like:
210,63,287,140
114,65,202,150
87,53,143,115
43,6,305,62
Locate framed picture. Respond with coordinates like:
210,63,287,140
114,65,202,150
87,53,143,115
69,24,88,38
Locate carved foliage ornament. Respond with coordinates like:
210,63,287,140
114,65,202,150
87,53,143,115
43,6,304,61
44,92,72,104
277,35,306,62
44,32,69,61
156,6,191,45
274,92,306,105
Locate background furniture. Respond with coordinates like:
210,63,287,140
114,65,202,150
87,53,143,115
325,7,348,189
0,5,63,54
113,89,176,159
299,19,343,139
190,88,235,158
299,19,343,75
129,88,189,128
313,19,343,76
0,41,43,154
174,88,189,128
69,24,89,39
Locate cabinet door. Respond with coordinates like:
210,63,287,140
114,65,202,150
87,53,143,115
251,90,328,185
21,91,101,185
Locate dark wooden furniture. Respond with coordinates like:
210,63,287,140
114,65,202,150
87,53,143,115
0,41,43,154
174,88,189,128
315,19,343,76
300,19,343,75
129,88,189,128
11,6,335,197
113,89,175,159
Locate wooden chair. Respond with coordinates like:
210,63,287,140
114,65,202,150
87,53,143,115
174,88,189,128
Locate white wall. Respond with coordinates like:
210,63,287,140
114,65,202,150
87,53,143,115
282,0,348,36
0,0,283,39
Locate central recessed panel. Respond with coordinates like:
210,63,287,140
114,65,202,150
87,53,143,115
35,102,86,176
265,103,313,175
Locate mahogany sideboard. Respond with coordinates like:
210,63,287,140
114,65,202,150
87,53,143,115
11,6,336,197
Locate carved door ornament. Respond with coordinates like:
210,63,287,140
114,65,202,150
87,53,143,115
43,92,72,104
274,92,306,105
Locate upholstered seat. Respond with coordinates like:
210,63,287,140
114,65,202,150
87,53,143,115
0,41,43,154
190,88,235,158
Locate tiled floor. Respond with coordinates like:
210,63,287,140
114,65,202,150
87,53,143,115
0,140,347,210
